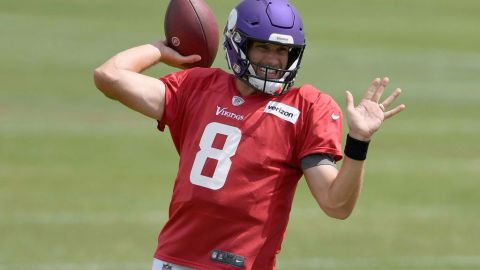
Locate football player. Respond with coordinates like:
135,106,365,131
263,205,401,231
94,0,405,269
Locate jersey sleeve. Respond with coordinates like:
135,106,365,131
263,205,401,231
156,69,192,132
296,92,343,161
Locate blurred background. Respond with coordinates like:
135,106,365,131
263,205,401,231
1,0,479,269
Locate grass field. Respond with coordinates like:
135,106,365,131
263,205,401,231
1,0,479,269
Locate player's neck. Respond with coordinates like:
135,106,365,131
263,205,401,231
235,79,257,97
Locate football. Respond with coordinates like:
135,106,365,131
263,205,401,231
164,0,219,68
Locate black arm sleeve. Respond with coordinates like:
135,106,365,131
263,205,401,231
301,154,336,170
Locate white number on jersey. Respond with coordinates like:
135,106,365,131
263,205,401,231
190,122,241,190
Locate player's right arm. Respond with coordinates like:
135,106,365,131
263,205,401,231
93,40,201,119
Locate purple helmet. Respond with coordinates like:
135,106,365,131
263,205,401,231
223,0,306,95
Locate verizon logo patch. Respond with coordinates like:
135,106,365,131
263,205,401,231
264,101,300,124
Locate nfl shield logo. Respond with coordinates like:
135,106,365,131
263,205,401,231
232,96,245,106
161,263,173,270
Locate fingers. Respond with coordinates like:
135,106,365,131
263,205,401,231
361,78,381,100
381,87,405,119
380,87,402,108
384,104,406,119
349,78,405,120
159,42,201,63
183,54,202,63
345,90,355,110
362,77,389,102
372,77,389,102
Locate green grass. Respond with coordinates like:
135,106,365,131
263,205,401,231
1,0,479,269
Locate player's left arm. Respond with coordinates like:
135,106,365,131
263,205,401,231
304,77,405,219
304,157,366,219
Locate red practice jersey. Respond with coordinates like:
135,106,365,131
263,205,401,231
155,68,343,270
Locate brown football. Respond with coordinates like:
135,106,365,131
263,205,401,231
164,0,219,68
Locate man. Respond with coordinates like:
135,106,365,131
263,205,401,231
93,0,405,269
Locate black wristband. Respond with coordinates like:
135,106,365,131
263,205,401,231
344,134,370,161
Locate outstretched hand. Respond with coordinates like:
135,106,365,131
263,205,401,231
345,77,405,141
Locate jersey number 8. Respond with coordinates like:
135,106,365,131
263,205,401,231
190,122,241,190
